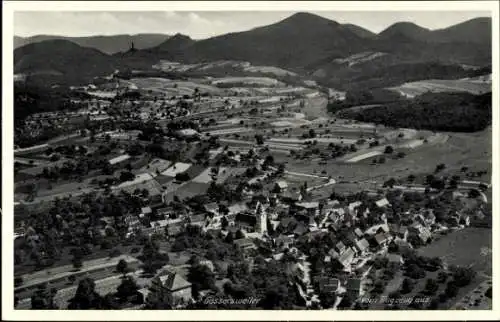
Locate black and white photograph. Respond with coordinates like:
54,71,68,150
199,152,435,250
2,1,499,320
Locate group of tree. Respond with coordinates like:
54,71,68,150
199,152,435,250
338,92,491,133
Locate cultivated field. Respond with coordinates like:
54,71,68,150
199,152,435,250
389,77,492,98
211,77,284,87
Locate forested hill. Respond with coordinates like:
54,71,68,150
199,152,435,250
337,92,492,133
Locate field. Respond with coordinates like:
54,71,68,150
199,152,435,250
389,77,492,98
211,76,284,87
163,181,210,203
243,65,297,76
128,77,222,96
417,228,492,276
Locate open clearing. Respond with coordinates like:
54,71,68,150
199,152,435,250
211,76,284,87
389,77,492,98
417,228,492,275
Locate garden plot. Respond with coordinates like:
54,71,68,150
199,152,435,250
161,162,192,177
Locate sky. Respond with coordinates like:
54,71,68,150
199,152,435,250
14,11,490,39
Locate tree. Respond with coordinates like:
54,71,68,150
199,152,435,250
254,134,264,145
116,276,140,303
435,163,446,173
14,276,23,287
116,259,129,276
68,278,104,309
437,271,448,283
337,294,353,309
423,278,439,295
71,248,84,270
401,278,414,294
384,146,394,154
485,287,492,299
445,282,459,298
31,284,57,309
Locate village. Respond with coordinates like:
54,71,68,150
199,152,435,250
13,64,492,311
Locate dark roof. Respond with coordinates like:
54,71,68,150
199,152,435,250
293,223,308,235
235,213,257,226
346,278,362,290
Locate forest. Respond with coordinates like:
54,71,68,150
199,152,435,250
337,92,491,132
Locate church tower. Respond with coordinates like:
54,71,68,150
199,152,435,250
255,202,267,234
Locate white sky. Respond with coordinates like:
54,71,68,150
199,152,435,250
14,11,490,39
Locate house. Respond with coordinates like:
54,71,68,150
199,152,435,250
234,213,258,232
348,201,362,215
199,260,215,272
293,223,308,236
333,247,356,271
354,228,364,239
274,235,294,250
166,225,182,237
204,202,219,216
228,203,249,215
189,214,207,227
355,238,370,254
149,270,192,304
374,232,392,247
375,197,390,208
274,181,288,193
409,224,432,244
394,238,413,252
335,241,346,254
141,207,152,217
295,202,320,217
280,191,303,203
278,217,298,234
460,214,471,226
233,238,256,250
124,215,141,232
317,277,340,294
386,253,404,265
328,208,345,224
346,278,363,299
328,248,340,259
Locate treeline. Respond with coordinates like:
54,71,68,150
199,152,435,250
14,83,86,121
338,92,491,132
319,62,490,92
327,88,403,113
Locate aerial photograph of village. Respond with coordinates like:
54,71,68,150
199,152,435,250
10,7,493,312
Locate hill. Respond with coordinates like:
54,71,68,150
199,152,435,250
342,23,376,38
14,13,491,89
14,39,118,85
154,12,371,68
13,33,171,54
153,33,195,52
378,17,491,45
338,92,492,132
378,22,432,42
